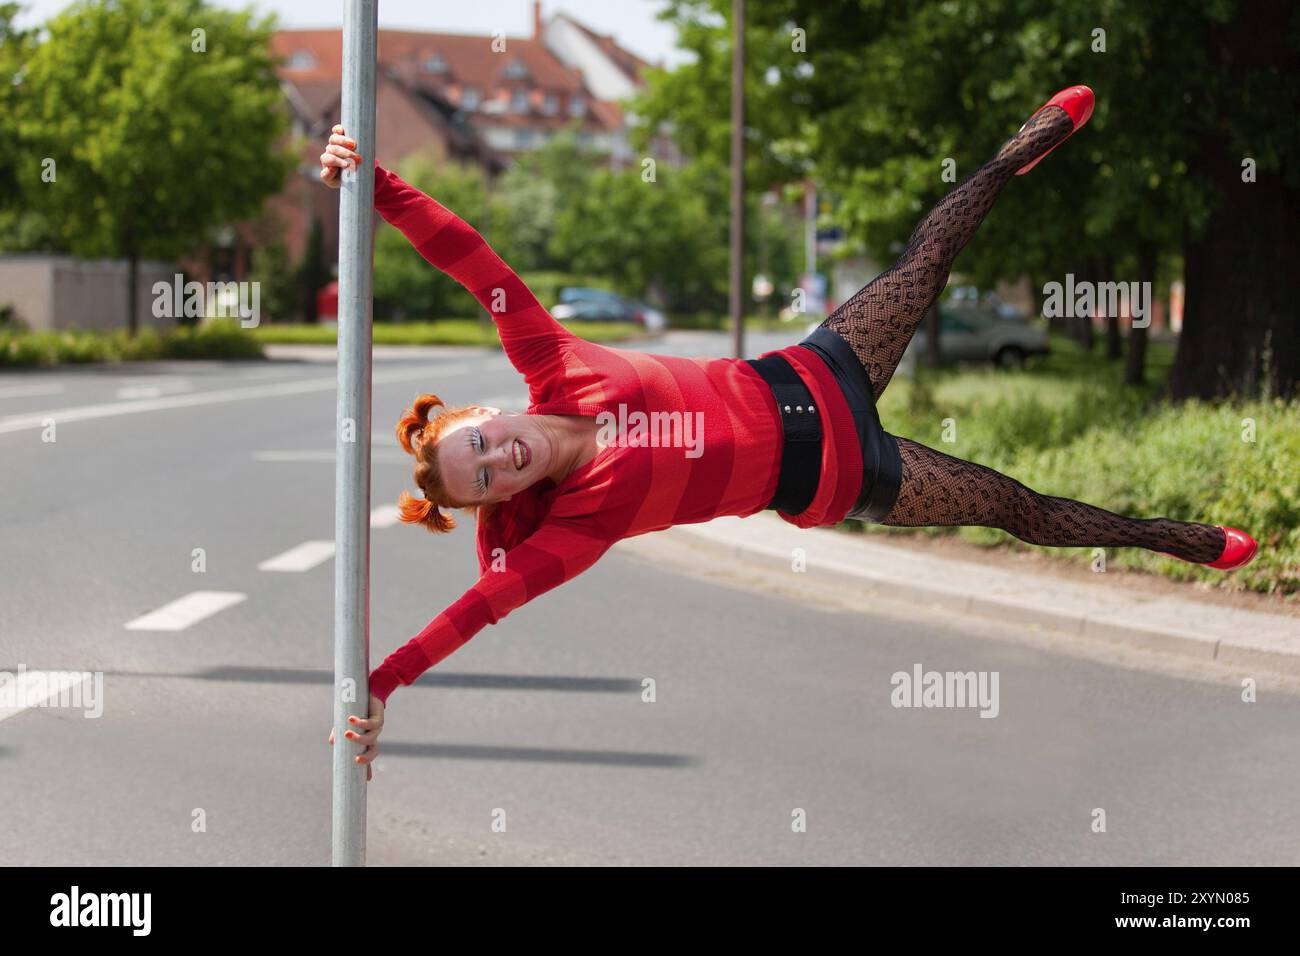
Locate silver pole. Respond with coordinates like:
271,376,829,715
728,0,745,358
804,179,816,278
332,0,377,868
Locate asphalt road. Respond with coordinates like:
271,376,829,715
2,329,1297,866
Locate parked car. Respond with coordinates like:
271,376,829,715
558,287,622,307
806,286,1046,370
551,298,630,323
552,287,666,332
904,300,1049,369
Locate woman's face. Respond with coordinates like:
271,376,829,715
436,407,554,505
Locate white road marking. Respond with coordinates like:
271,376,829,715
252,451,335,463
239,367,302,379
119,375,192,386
247,392,528,462
258,540,336,572
0,363,472,435
252,450,409,463
124,590,247,631
370,504,401,528
0,383,65,400
116,377,193,400
0,670,93,723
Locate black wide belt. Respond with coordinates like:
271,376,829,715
797,326,902,521
746,352,822,515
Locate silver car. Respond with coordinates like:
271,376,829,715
551,287,666,332
902,298,1049,370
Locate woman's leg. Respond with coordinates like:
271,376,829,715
821,106,1075,399
878,436,1226,562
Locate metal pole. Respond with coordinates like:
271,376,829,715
728,0,745,358
803,178,818,318
333,0,377,868
804,179,816,279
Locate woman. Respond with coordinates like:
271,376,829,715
325,86,1258,775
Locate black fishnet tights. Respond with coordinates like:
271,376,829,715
885,438,1226,563
823,107,1075,398
823,105,1226,562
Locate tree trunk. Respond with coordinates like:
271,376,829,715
1167,3,1300,400
127,249,139,336
1094,255,1119,359
1125,322,1147,387
1043,270,1068,336
1104,313,1122,360
1170,166,1298,399
924,301,941,367
1066,265,1086,347
1074,312,1095,352
298,216,326,323
1124,244,1155,387
1071,258,1100,351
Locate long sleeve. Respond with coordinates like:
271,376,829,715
372,164,575,392
369,516,616,704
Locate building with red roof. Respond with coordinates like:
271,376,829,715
254,2,659,300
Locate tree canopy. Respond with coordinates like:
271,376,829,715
631,0,1300,398
1,0,296,330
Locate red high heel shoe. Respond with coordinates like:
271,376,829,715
1015,85,1095,175
1163,526,1258,570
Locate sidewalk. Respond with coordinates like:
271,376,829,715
664,514,1300,676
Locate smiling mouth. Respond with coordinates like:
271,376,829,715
512,438,530,471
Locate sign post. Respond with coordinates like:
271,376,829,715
729,0,745,358
332,0,378,868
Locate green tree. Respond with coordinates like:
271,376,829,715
551,157,734,313
295,216,329,323
549,154,801,315
6,0,294,332
0,5,24,206
247,242,294,323
372,153,488,320
633,0,1300,398
491,124,598,272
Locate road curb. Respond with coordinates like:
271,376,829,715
663,516,1300,677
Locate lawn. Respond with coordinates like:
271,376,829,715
252,319,646,347
860,336,1299,595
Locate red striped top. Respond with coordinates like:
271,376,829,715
368,165,862,703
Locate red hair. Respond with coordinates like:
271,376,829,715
395,393,494,534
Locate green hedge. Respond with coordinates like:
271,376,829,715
667,313,797,331
0,315,647,364
864,338,1299,594
0,319,264,366
251,319,644,346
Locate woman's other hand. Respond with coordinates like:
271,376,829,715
320,124,363,189
328,692,385,781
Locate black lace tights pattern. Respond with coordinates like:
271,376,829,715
819,107,1225,563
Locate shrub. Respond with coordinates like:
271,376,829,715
0,321,263,366
162,319,264,360
866,338,1300,593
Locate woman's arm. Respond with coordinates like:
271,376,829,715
368,517,615,704
321,126,576,383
